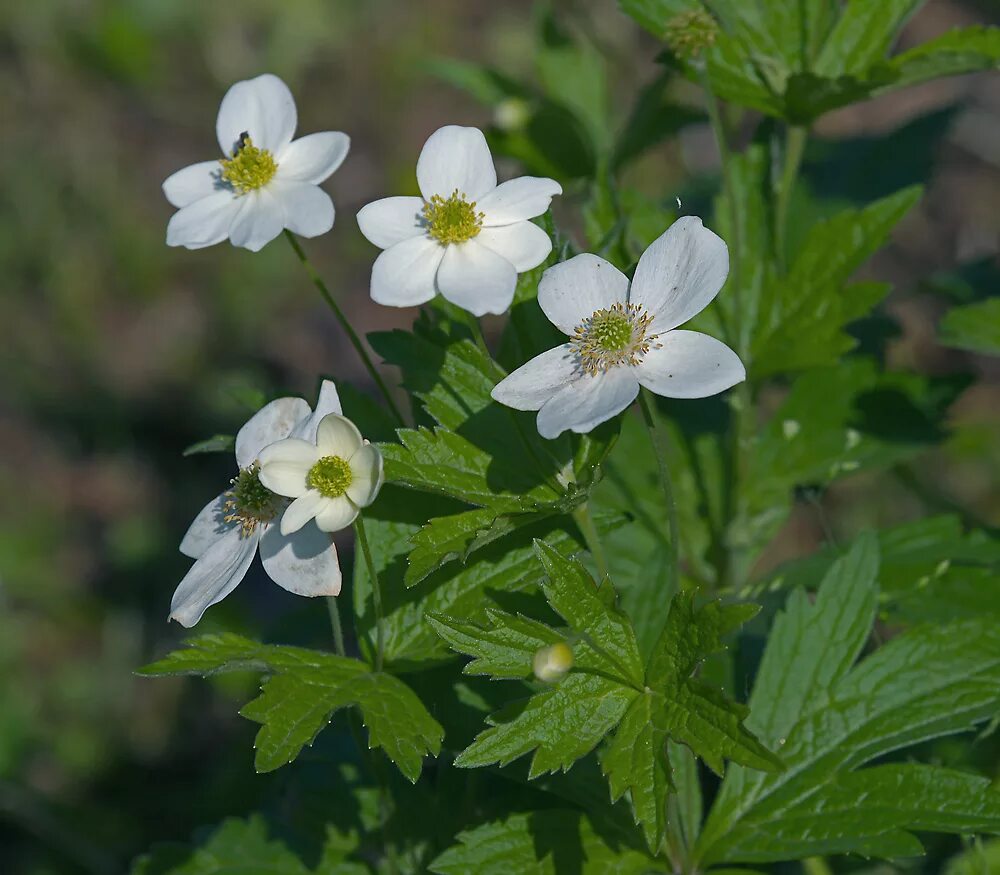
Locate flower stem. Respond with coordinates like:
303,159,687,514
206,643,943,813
638,389,680,591
284,230,404,425
571,502,610,581
464,311,493,362
354,514,385,672
775,125,807,269
326,596,347,657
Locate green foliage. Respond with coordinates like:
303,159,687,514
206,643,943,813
941,297,1000,356
139,635,443,782
695,535,1000,866
432,542,777,853
181,434,235,456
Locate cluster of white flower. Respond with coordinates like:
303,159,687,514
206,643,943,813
164,73,743,625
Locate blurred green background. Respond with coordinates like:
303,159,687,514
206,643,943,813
1,1,998,872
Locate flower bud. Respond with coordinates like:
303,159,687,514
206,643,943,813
664,10,718,60
533,642,574,683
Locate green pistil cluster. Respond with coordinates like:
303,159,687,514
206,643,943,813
223,463,280,536
220,135,278,194
664,10,718,59
571,302,660,376
422,190,484,245
307,455,353,498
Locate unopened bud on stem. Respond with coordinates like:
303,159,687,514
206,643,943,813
533,642,574,683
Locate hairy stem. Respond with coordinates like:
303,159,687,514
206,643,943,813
284,230,404,424
354,514,385,673
638,389,680,592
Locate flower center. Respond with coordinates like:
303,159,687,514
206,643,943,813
223,463,280,536
307,455,353,498
570,302,660,375
422,190,484,244
219,133,277,194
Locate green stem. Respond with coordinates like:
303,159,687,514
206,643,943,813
571,502,610,581
284,230,404,425
775,125,807,269
638,389,680,592
326,596,347,657
464,311,493,362
354,515,385,673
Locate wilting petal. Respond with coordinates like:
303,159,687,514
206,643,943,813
166,192,240,249
356,196,426,249
478,177,562,225
436,240,517,316
259,522,341,596
477,221,552,272
216,73,297,156
416,125,496,201
536,369,639,440
236,396,311,468
370,235,443,307
169,527,259,627
179,492,233,559
635,330,745,398
276,132,349,184
537,253,630,335
491,345,579,411
628,216,729,333
163,160,225,208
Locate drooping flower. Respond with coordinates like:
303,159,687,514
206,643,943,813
163,74,349,252
170,381,344,627
491,216,745,439
258,414,383,535
356,125,562,316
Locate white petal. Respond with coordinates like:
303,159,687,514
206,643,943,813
478,177,562,225
270,180,334,238
276,132,349,184
436,240,517,317
259,522,342,597
179,493,233,559
536,369,640,440
236,397,311,468
291,380,343,442
169,527,259,627
317,413,364,458
476,222,552,272
346,444,383,507
314,496,359,533
258,438,320,497
629,216,729,333
491,344,580,412
370,235,443,308
356,196,426,249
216,73,297,156
635,330,746,398
229,190,285,251
538,253,629,335
163,160,225,208
280,489,326,535
416,125,497,201
166,192,240,250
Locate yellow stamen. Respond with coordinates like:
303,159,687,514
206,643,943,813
220,135,277,194
422,190,484,245
570,302,661,375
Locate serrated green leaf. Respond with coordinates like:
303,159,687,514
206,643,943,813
815,0,923,77
182,433,235,456
381,427,560,512
534,540,644,687
140,635,442,782
456,672,639,777
887,24,1000,90
941,297,1000,355
428,610,562,680
697,537,1000,866
429,810,654,875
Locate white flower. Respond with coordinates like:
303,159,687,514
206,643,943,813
170,381,344,627
491,216,745,439
163,73,350,252
258,414,384,536
356,125,562,316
